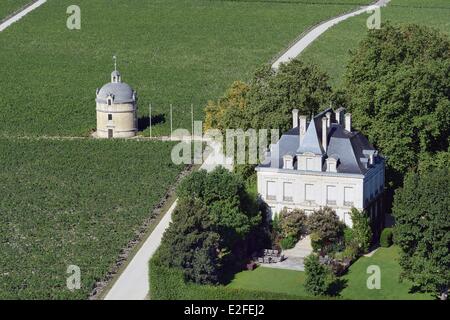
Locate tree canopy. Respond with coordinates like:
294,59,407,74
344,24,450,184
204,59,332,134
247,60,332,132
159,167,262,284
392,169,450,298
349,207,372,254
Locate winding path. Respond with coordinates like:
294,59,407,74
272,0,391,70
0,0,47,32
105,0,391,300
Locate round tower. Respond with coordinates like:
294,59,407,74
95,69,138,138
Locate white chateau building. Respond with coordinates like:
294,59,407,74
95,69,138,138
256,108,385,236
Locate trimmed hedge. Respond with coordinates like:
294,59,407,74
380,228,394,247
149,250,313,300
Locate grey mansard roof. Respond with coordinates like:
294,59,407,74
259,108,380,175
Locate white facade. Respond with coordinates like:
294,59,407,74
257,162,384,227
256,107,385,229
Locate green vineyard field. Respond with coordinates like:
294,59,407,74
0,138,183,299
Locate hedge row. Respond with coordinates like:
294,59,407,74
149,251,312,300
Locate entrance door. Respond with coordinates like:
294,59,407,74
108,129,113,139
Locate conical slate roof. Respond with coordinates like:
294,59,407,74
297,117,324,155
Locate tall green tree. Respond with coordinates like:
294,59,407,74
160,167,262,284
392,169,450,299
304,254,335,296
247,60,332,133
204,81,251,132
158,198,222,284
204,59,332,134
349,207,372,254
344,24,450,186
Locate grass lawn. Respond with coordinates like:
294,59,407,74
0,0,371,137
299,0,450,87
0,0,31,20
340,246,434,300
0,138,183,299
227,266,310,297
227,247,434,300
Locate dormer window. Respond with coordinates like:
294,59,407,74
107,96,113,106
283,155,294,169
326,157,338,172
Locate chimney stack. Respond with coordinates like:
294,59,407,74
299,115,307,144
335,107,345,124
325,112,331,127
345,113,352,132
322,117,328,152
292,109,299,128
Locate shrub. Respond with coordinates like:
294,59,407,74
280,235,297,250
307,207,345,252
380,228,393,248
350,207,372,254
279,208,307,239
321,241,345,256
344,227,354,247
341,244,359,262
310,232,323,253
304,254,335,296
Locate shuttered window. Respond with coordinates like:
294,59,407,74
326,185,337,205
344,187,354,206
283,182,293,202
305,184,314,202
267,181,276,200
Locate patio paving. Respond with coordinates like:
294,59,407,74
261,235,313,271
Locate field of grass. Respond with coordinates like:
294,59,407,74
0,0,371,137
0,0,31,20
299,0,450,87
227,247,434,299
340,246,433,300
227,266,310,296
0,138,183,299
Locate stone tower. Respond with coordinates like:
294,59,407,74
95,69,138,138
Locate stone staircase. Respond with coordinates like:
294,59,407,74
261,235,313,271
